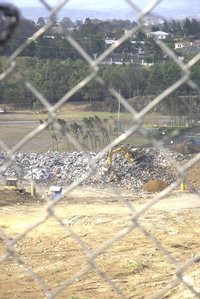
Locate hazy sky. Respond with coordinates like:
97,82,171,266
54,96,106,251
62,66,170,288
6,0,199,11
4,0,200,20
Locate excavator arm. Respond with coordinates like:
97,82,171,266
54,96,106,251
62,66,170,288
107,145,145,167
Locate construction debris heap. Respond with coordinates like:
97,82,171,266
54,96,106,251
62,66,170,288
0,148,185,191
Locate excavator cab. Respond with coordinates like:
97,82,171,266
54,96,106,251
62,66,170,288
107,145,145,169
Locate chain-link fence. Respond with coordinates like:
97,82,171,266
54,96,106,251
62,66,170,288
0,0,200,298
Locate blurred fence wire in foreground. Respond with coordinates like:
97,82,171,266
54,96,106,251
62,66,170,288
0,0,200,298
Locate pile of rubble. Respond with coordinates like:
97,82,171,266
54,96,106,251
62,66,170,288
0,148,185,191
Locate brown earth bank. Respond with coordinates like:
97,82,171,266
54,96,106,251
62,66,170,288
185,159,200,190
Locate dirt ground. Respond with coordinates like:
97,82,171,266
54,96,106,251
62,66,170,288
0,188,199,299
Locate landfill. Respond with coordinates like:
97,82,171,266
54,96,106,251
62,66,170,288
0,148,185,191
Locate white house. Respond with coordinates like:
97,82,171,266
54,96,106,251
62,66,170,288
131,40,145,44
174,42,185,49
147,31,169,40
141,59,154,66
174,41,193,49
105,38,116,46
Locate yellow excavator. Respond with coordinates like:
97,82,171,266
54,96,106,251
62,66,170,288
107,145,145,170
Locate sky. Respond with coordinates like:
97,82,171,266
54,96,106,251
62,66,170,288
4,0,200,20
6,0,199,11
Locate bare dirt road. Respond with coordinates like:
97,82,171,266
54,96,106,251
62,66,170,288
0,188,199,299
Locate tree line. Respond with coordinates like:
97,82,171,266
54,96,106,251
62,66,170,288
0,56,200,116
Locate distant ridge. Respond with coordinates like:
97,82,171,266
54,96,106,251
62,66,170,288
20,7,135,22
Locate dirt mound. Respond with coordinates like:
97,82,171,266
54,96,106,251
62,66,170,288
173,143,191,154
143,159,200,192
173,140,200,155
185,160,200,190
143,179,168,193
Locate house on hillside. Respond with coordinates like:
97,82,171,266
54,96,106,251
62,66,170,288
141,59,154,66
131,40,145,45
147,31,169,40
174,42,185,49
174,40,193,50
43,35,55,39
105,38,117,46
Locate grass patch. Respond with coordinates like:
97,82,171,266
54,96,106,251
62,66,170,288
58,111,129,120
125,260,149,274
0,110,130,122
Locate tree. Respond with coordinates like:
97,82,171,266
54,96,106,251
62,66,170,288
37,17,46,27
75,19,83,29
57,38,81,60
83,80,105,102
80,18,98,37
170,20,183,37
161,20,171,33
60,17,74,31
191,19,200,36
35,36,56,59
144,37,164,62
163,95,190,117
151,25,160,32
3,81,34,107
183,18,193,36
68,59,90,97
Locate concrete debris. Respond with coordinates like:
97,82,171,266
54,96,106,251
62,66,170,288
0,148,185,191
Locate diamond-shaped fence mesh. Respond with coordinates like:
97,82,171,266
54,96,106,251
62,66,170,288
0,0,200,298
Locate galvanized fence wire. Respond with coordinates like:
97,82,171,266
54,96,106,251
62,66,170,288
0,0,200,298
